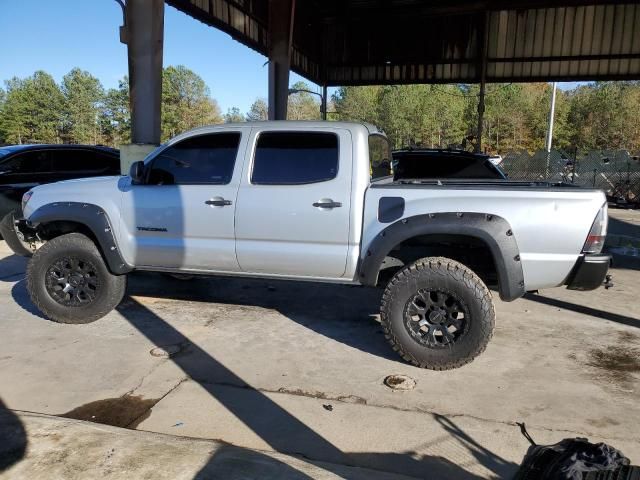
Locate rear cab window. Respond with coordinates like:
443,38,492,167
251,132,339,185
369,134,392,180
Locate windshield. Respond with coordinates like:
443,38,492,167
0,148,14,160
369,134,392,180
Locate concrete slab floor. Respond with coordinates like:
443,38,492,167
1,411,415,480
0,240,639,479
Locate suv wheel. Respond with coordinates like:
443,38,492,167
381,257,495,370
0,210,37,257
26,233,126,324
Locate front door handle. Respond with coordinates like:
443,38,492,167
205,197,232,207
313,199,342,209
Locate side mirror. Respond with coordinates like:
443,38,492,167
129,161,145,184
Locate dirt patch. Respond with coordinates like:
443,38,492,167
383,374,417,391
276,387,368,405
61,395,159,429
586,346,640,384
587,417,622,428
618,331,640,343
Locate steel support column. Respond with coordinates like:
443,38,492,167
124,0,164,145
321,84,328,120
268,0,295,120
475,12,489,153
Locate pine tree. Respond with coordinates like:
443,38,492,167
161,65,223,140
62,68,105,144
246,98,268,121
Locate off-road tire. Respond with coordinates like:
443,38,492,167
0,210,35,257
27,233,126,324
380,256,495,370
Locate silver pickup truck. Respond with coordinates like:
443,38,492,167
18,121,610,369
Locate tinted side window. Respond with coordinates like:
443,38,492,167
4,150,52,173
52,150,119,174
51,150,94,173
251,132,338,185
147,133,241,185
88,151,119,173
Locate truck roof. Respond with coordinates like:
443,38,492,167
176,120,383,137
0,144,119,159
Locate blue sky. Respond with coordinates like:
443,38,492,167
0,0,584,114
0,0,317,113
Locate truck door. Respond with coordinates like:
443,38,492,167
235,128,353,278
120,130,247,271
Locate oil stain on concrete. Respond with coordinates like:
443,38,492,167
587,345,640,385
61,395,159,429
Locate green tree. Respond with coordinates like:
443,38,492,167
223,107,245,123
0,71,64,144
99,77,130,146
161,65,222,140
287,82,321,120
61,68,104,144
246,98,268,121
333,85,382,126
567,82,640,151
0,87,6,144
334,84,466,149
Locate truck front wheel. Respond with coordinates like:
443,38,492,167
26,233,126,324
380,257,495,370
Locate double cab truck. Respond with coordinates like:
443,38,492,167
18,121,610,369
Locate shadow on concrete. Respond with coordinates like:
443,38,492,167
608,215,640,238
126,271,399,363
115,296,516,479
607,216,640,271
0,398,27,473
194,445,315,480
0,252,28,282
434,414,516,477
11,279,47,319
524,293,639,329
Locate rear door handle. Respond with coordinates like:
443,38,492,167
205,197,232,207
313,200,342,209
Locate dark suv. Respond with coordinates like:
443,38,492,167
0,144,120,256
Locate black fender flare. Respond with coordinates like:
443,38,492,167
358,212,525,301
27,202,133,275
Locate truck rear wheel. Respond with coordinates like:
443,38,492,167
26,233,126,324
380,257,495,370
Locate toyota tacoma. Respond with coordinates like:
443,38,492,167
18,121,610,369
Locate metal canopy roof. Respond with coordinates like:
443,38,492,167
166,0,640,85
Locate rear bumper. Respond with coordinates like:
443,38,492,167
565,254,611,291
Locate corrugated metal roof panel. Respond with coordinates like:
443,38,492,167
166,0,640,85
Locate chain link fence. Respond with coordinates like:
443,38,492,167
500,149,640,207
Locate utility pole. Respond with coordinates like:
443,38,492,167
545,82,558,152
544,82,557,178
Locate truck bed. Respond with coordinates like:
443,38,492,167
373,177,593,191
363,178,606,291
